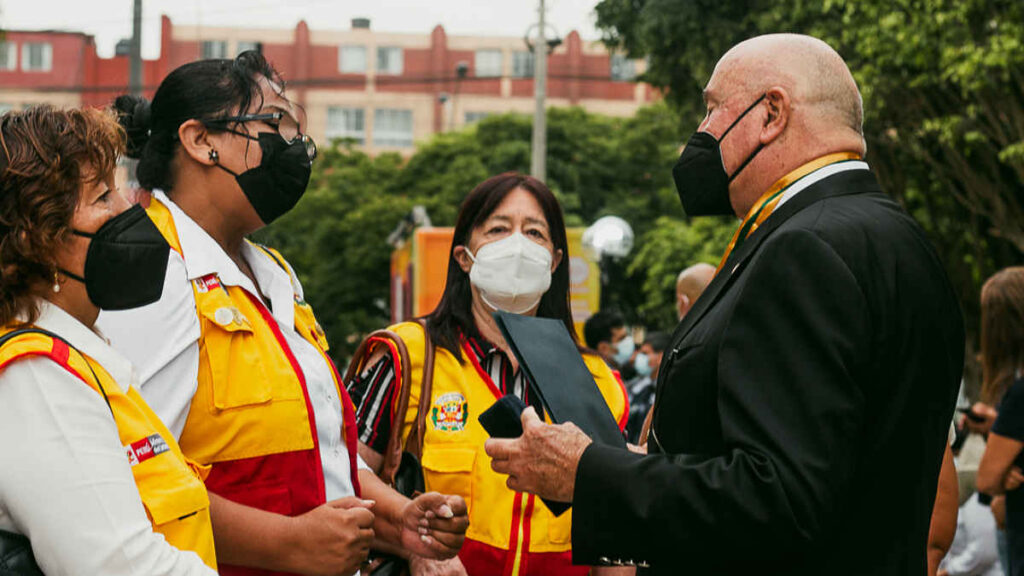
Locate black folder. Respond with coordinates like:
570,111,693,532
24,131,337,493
493,311,627,449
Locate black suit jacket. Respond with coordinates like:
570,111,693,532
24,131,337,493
571,168,964,575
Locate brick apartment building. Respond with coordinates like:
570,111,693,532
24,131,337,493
0,15,655,154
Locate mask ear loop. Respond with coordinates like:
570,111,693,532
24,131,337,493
719,93,768,182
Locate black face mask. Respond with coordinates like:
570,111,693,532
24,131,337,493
61,204,171,310
672,94,767,217
216,132,312,225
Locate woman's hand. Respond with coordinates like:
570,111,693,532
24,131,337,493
289,497,376,576
409,555,469,576
399,492,470,560
1005,466,1024,492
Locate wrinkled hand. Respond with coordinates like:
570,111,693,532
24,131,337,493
291,496,375,576
399,492,469,560
409,554,469,576
484,406,592,502
1005,467,1024,492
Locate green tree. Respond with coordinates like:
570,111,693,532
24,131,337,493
257,105,733,364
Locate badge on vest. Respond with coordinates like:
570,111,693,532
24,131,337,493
431,393,469,432
193,274,222,294
125,433,170,466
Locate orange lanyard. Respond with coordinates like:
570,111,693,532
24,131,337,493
716,152,862,273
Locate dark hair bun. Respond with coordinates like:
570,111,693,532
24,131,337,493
113,94,152,159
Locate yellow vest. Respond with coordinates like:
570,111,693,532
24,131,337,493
0,328,217,570
388,321,628,576
146,198,361,576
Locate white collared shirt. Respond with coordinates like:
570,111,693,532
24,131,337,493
0,300,215,575
97,190,365,502
773,159,870,210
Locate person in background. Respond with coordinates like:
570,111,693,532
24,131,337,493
675,263,715,320
974,267,1024,576
625,331,669,444
583,309,633,376
939,491,1004,576
98,51,467,576
0,106,217,574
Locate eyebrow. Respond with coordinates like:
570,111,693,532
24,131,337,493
485,214,549,229
702,88,714,104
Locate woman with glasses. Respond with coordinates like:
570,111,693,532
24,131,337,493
98,51,468,576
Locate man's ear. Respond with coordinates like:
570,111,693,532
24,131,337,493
453,245,473,274
759,86,790,145
178,119,217,166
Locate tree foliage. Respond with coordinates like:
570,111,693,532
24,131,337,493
256,105,732,364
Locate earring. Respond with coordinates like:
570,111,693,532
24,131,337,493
208,149,219,163
52,271,60,294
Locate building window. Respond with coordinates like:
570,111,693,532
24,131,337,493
237,41,260,55
326,107,366,144
610,54,637,82
474,50,503,78
21,43,52,72
339,46,367,74
201,41,228,60
0,43,16,71
465,112,491,125
376,47,403,75
374,109,413,147
512,51,534,78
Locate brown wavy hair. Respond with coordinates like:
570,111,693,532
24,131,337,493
980,266,1024,404
0,106,125,326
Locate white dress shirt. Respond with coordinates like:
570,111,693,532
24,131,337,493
97,191,366,501
0,300,215,576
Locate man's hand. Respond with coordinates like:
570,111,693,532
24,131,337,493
289,496,375,576
409,554,469,576
993,495,1007,529
484,406,592,502
398,492,469,560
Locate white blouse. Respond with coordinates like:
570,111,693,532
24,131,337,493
0,300,215,576
97,191,366,501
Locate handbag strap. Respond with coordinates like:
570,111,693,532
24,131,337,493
345,319,435,486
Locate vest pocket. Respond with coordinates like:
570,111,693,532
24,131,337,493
198,301,273,410
421,448,476,515
139,466,211,527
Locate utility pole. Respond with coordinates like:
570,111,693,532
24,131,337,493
530,0,547,181
129,0,143,95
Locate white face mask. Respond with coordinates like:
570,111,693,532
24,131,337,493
466,232,554,314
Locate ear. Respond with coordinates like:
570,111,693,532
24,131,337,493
551,248,564,273
453,245,473,274
759,86,790,145
178,119,218,166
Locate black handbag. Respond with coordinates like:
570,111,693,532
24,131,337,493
344,320,434,576
0,525,43,575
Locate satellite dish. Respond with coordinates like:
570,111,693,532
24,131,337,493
582,216,634,260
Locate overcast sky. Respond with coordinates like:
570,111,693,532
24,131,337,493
1,0,605,59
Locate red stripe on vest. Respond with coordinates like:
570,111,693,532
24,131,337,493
611,369,630,431
460,537,588,576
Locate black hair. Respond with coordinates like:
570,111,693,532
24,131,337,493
112,50,283,192
643,331,671,354
583,310,625,349
425,172,575,362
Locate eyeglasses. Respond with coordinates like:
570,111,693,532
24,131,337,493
201,112,317,162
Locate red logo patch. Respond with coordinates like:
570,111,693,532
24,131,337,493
125,434,170,466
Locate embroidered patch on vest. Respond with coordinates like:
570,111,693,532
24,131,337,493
431,392,469,432
193,274,222,294
125,433,170,466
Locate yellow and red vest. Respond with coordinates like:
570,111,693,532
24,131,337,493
147,197,361,576
387,321,628,576
0,328,218,570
